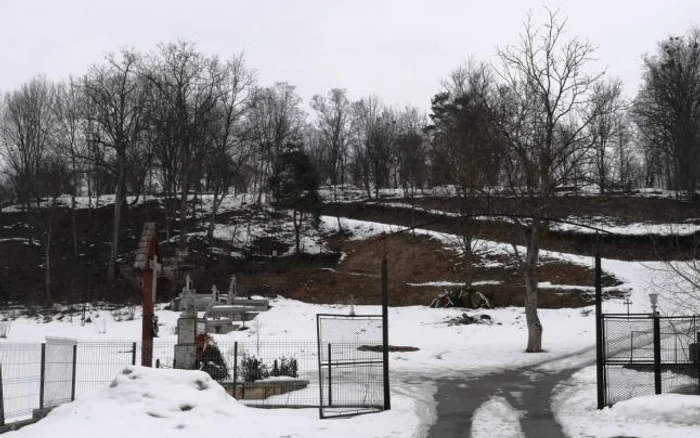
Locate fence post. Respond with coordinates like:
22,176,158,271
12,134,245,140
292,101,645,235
594,237,605,409
0,363,5,426
131,342,137,366
316,316,324,419
71,344,77,401
693,331,700,394
653,314,662,395
328,343,332,407
232,342,238,400
39,343,46,410
381,257,391,410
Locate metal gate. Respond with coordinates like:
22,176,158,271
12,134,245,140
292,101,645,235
42,337,77,409
316,314,387,418
601,314,700,406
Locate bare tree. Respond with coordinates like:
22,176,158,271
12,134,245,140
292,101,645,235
247,82,306,202
587,79,625,193
205,54,255,242
351,96,383,198
310,88,355,194
54,78,87,258
0,77,60,301
352,97,397,198
494,9,605,352
634,28,700,201
83,50,152,282
143,41,226,252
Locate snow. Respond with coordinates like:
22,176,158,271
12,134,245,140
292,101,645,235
3,208,700,436
8,366,431,438
553,366,700,438
470,396,524,438
406,280,503,287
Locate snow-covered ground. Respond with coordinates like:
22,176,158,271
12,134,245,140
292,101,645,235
7,366,434,438
2,213,700,436
471,396,524,438
553,366,700,438
377,201,700,236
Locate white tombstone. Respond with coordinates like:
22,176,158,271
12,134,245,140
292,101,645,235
180,275,197,318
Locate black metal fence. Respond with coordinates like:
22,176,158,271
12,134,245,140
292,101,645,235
316,314,386,418
0,339,322,424
601,314,700,406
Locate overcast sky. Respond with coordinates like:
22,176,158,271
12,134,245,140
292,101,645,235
0,0,698,112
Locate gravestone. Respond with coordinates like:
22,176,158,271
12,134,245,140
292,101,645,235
174,275,205,370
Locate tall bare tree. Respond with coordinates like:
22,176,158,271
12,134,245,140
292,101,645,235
587,79,625,193
247,82,306,202
310,89,355,194
83,50,152,282
495,9,605,352
0,77,60,301
205,54,255,242
143,41,226,252
634,29,700,201
54,78,87,258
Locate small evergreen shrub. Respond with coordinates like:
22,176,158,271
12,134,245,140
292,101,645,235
239,354,269,382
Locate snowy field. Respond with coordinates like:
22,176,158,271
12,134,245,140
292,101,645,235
1,213,700,436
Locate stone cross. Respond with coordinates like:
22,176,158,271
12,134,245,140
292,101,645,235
184,275,193,294
149,254,162,302
624,297,633,317
181,275,196,317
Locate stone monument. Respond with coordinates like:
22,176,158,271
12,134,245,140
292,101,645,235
174,275,204,369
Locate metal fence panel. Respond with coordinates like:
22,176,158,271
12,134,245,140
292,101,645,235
43,338,76,408
0,343,42,422
602,314,700,406
317,314,385,418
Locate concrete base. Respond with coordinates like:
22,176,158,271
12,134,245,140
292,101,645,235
223,379,309,400
174,344,198,370
206,319,241,334
0,407,55,433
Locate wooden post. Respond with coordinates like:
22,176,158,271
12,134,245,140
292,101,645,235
134,223,160,368
142,264,154,367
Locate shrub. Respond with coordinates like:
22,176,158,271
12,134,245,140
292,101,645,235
238,354,269,382
270,356,298,378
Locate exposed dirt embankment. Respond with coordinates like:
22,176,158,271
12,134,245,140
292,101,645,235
207,232,624,309
320,199,700,261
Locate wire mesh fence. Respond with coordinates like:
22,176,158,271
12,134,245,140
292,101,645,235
0,338,327,424
602,314,700,406
0,343,42,422
317,314,386,418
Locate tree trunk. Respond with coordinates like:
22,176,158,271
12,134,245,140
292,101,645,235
207,186,225,241
44,218,52,303
71,194,79,259
523,224,542,352
178,169,190,252
107,154,126,282
293,209,301,255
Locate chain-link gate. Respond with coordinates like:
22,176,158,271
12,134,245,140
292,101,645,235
601,314,700,406
316,314,387,418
